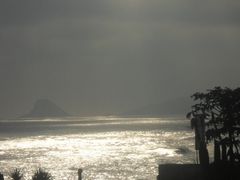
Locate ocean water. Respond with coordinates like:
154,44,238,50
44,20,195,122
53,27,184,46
0,116,195,180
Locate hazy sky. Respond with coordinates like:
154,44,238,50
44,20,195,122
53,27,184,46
0,0,240,118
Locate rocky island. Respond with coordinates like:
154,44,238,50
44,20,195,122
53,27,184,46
22,99,69,118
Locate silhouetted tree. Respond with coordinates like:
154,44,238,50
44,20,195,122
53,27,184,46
187,87,240,164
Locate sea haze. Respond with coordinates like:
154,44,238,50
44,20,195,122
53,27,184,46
0,116,195,180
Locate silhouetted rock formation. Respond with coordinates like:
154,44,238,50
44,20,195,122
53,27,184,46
23,99,69,118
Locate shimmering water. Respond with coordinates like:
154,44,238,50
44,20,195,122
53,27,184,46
0,116,195,180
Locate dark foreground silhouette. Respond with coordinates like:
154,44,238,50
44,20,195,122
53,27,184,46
157,163,240,180
158,87,240,180
187,87,240,164
0,168,83,180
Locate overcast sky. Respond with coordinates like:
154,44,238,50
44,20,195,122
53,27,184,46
0,0,240,118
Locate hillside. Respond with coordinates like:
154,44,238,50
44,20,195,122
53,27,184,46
123,97,192,116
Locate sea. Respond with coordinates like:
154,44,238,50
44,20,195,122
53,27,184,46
0,116,196,180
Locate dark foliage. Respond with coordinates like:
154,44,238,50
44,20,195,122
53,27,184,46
0,172,3,180
187,87,240,163
32,168,52,180
10,169,23,180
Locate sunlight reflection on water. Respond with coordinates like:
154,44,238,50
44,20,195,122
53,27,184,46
0,117,194,180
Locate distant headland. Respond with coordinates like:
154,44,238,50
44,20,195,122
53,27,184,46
21,99,69,118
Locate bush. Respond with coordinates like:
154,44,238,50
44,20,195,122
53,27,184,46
10,169,23,180
0,172,4,180
32,168,53,180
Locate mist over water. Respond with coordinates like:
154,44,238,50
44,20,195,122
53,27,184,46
0,116,195,180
